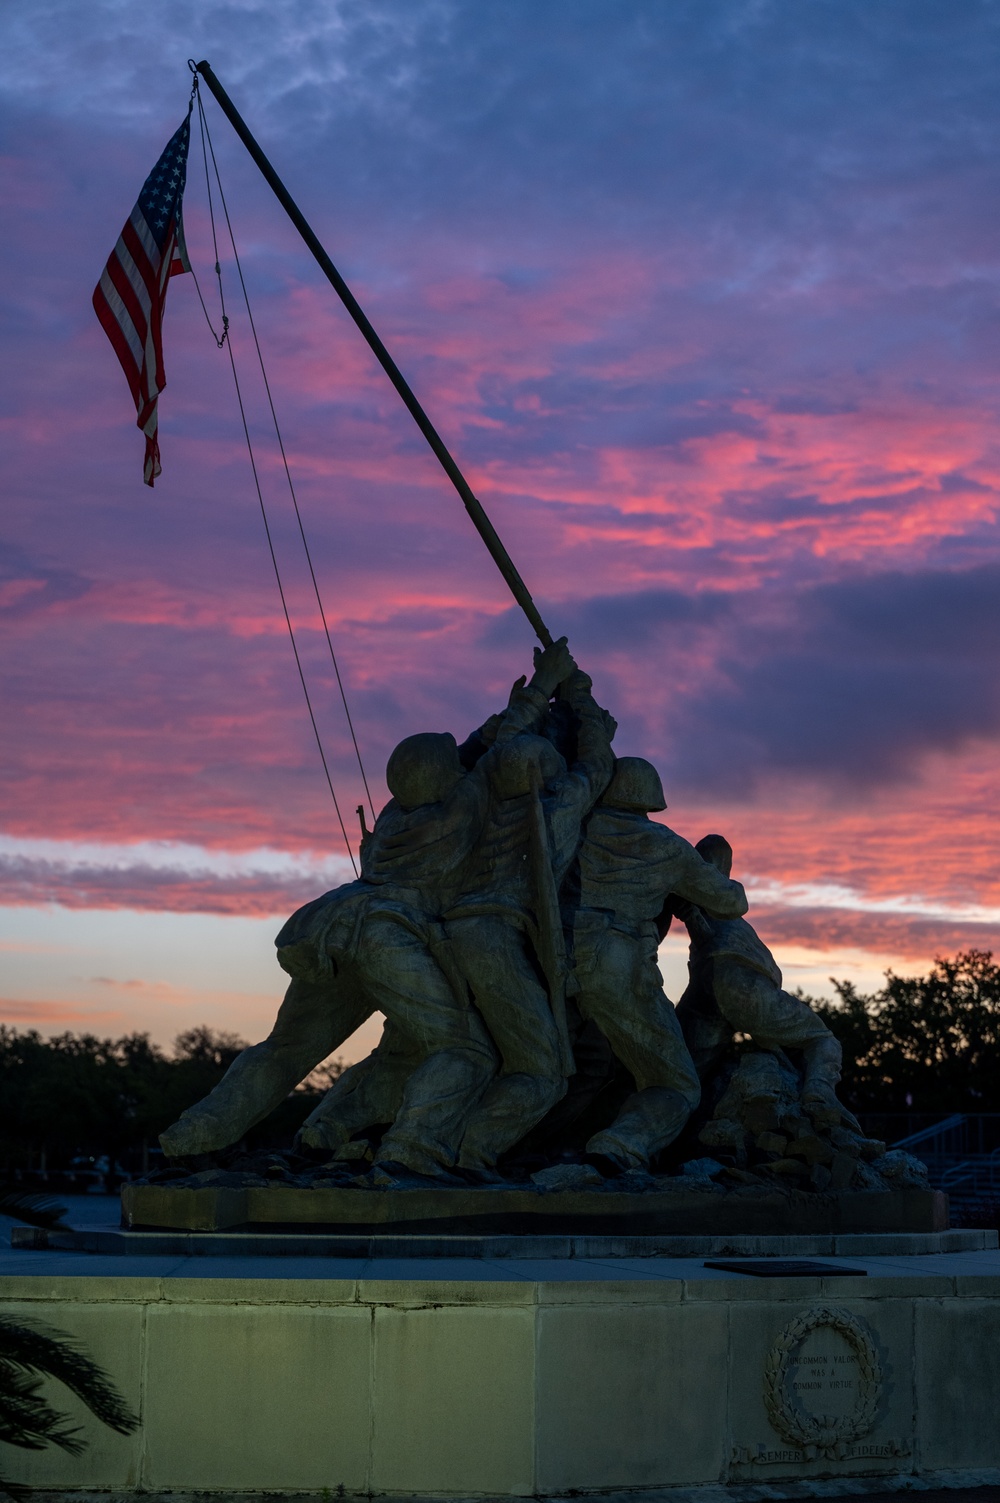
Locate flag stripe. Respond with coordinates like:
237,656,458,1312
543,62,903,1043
96,267,145,369
113,236,154,327
122,216,161,308
130,208,162,272
104,257,148,356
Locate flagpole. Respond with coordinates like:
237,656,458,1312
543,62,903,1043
193,59,554,649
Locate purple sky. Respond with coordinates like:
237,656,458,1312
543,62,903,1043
3,2,1000,1051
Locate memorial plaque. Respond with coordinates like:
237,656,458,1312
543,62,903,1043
704,1259,866,1277
789,1322,862,1418
762,1305,885,1459
728,1298,915,1475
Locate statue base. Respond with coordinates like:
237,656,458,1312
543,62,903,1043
122,1181,947,1235
6,1222,999,1496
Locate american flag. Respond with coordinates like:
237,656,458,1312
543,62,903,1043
93,114,192,486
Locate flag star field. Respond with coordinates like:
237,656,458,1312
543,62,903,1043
2,2,1000,1055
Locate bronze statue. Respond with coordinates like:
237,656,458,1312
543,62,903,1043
570,759,748,1172
673,834,846,1127
160,637,575,1173
443,670,617,1176
160,656,860,1192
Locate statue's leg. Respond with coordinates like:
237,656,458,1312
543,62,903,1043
352,915,497,1177
297,1023,423,1154
523,1011,616,1144
712,960,845,1125
674,974,734,1082
446,915,568,1171
159,976,371,1157
577,930,700,1171
296,1054,378,1153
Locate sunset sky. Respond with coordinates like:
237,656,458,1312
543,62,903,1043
3,3,1000,1063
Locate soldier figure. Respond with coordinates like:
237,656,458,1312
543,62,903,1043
673,834,846,1126
444,670,617,1176
569,758,748,1173
159,638,575,1176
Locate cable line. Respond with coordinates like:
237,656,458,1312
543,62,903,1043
223,328,359,875
191,80,359,872
190,82,229,350
196,87,376,824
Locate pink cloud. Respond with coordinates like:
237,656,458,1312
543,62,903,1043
0,999,118,1025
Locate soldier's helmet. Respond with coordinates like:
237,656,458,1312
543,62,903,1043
386,732,463,809
600,756,666,812
490,734,566,799
695,833,733,876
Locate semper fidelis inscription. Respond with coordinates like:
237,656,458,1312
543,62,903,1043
732,1305,910,1468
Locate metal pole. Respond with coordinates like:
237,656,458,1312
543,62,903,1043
194,59,553,648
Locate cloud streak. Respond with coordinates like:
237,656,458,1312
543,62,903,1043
3,835,999,969
0,837,354,916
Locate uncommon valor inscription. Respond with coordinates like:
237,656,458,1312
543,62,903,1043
732,1306,909,1466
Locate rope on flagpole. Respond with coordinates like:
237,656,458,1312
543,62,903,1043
225,324,359,875
189,76,229,351
196,84,376,823
188,72,361,872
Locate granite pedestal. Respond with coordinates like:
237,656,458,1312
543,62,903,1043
121,1181,948,1236
3,1206,999,1498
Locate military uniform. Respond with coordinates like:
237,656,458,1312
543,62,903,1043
159,680,551,1166
445,680,616,1170
573,813,747,1169
673,904,843,1119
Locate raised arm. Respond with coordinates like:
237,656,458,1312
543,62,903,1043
496,636,576,743
566,670,617,790
547,670,617,873
458,637,576,767
666,837,748,917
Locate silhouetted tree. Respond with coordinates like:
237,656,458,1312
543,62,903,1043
815,950,1000,1114
0,1025,341,1173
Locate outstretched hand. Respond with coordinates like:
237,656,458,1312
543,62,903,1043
562,666,593,699
531,635,576,696
562,669,616,738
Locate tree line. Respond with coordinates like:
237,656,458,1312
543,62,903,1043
0,1025,341,1180
1,950,999,1178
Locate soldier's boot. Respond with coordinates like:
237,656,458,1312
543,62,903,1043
159,1038,305,1157
159,1107,234,1158
374,1044,497,1179
800,1035,845,1128
586,1086,694,1174
458,1071,568,1173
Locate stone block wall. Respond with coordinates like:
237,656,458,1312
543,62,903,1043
3,1270,1000,1494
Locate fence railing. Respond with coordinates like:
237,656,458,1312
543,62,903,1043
858,1114,1000,1210
938,1147,1000,1204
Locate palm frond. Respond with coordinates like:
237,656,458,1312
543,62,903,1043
0,1317,138,1438
0,1368,85,1454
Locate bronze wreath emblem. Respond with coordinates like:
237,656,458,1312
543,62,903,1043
763,1305,883,1460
